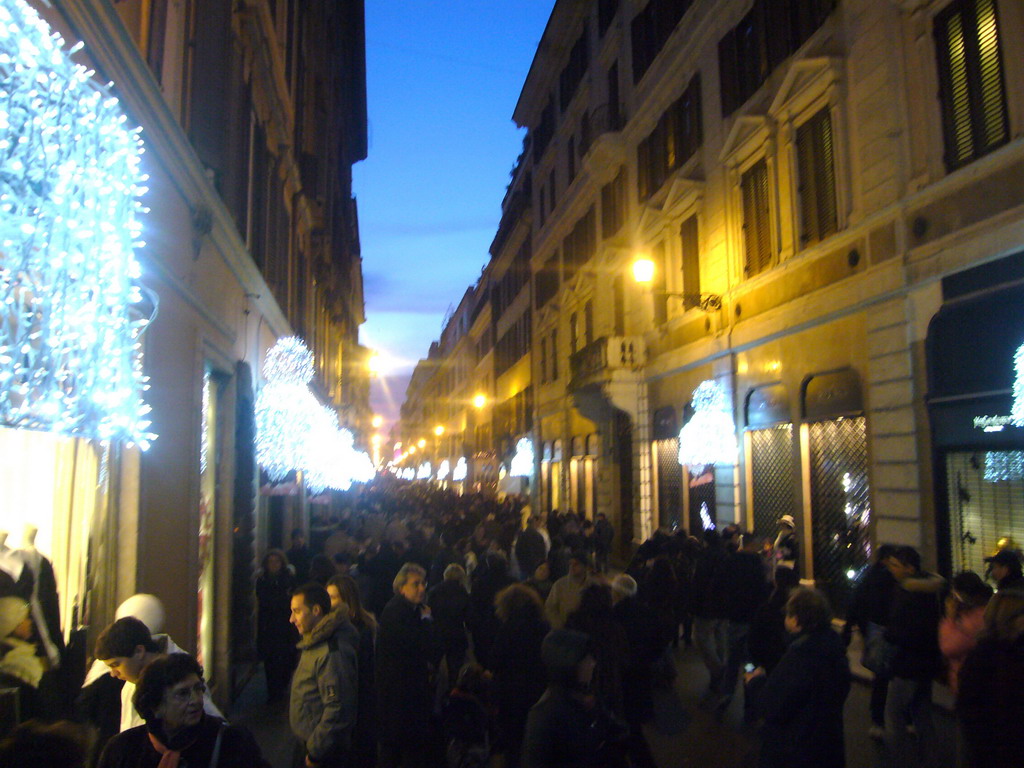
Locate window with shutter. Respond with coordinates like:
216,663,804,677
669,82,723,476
934,0,1008,170
680,215,700,310
741,158,773,278
795,108,837,247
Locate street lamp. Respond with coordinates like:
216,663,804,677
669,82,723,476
417,438,426,449
630,256,722,311
371,414,383,428
434,425,445,437
473,393,487,409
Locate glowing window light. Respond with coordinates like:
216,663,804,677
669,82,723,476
417,462,432,480
0,0,155,447
452,456,467,482
510,437,534,477
437,459,450,481
678,379,737,474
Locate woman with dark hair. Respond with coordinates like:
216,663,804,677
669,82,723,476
751,587,850,768
522,629,627,768
97,653,269,767
489,583,550,767
254,548,297,703
326,574,378,768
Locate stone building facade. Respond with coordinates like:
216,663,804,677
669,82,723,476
405,0,1024,600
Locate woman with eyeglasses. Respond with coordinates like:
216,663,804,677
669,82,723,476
97,653,269,768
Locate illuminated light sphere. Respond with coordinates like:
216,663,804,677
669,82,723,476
371,414,383,428
1012,342,1024,427
452,456,467,482
631,256,655,285
473,393,486,409
434,425,445,437
263,336,315,386
678,379,737,473
437,459,450,481
509,437,535,478
0,0,154,447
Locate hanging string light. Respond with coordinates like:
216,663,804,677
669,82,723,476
0,0,155,447
678,379,737,474
1012,342,1024,427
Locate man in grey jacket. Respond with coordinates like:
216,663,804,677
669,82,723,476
289,581,359,768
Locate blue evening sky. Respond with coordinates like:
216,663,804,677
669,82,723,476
354,1,554,429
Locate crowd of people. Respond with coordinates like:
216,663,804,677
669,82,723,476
2,476,1023,768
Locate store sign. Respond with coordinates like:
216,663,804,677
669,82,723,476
803,369,862,421
746,383,790,427
973,415,1018,433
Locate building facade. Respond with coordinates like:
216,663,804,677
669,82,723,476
405,0,1024,602
0,0,367,706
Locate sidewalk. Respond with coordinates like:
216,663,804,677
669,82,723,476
229,667,294,768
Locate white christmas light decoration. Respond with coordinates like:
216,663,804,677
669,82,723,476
437,459,450,481
452,456,467,482
255,337,367,493
1012,342,1024,427
700,503,714,531
984,450,1024,483
678,379,737,474
509,437,534,477
0,0,155,447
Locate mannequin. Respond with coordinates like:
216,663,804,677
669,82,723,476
0,528,27,589
18,524,63,665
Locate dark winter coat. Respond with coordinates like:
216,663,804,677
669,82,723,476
255,567,298,660
846,562,896,633
691,544,729,619
884,575,944,679
957,633,1024,768
758,628,850,768
97,715,269,768
375,593,443,746
721,549,770,623
488,610,549,752
521,687,627,768
515,527,548,580
612,596,665,725
427,578,471,654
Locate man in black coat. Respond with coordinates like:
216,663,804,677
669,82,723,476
515,515,548,581
882,545,944,768
375,563,443,768
754,587,850,768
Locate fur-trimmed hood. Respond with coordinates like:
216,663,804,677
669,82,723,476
297,607,359,651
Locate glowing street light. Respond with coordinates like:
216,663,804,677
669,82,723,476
371,414,383,428
417,438,426,449
434,425,445,437
473,393,487,409
631,255,656,285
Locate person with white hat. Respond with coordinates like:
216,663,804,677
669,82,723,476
773,515,799,574
0,595,48,719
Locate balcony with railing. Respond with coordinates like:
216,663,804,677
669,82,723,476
569,336,646,390
580,103,628,176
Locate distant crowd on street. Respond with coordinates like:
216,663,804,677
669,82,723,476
2,474,1024,768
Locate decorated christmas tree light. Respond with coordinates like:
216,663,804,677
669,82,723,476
509,437,534,477
452,456,467,482
678,379,737,474
0,0,155,447
255,336,372,492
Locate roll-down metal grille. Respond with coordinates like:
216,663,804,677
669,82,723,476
749,425,795,539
